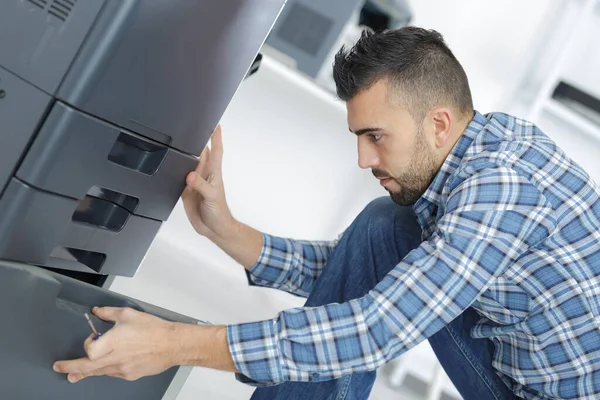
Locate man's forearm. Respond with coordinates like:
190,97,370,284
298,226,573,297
172,323,239,373
211,220,263,271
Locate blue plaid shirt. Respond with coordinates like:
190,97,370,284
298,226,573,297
227,111,600,399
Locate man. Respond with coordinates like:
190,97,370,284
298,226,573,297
54,27,600,400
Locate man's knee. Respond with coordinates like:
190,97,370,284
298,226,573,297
358,197,416,226
356,196,421,246
358,196,399,222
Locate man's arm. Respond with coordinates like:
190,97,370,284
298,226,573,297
53,126,339,382
243,233,340,297
182,126,338,296
225,167,557,384
53,307,237,383
54,168,556,384
197,201,340,297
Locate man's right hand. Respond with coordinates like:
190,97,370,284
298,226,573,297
182,125,237,241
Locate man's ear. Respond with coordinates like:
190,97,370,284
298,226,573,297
430,108,452,148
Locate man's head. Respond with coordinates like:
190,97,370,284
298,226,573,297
333,27,474,206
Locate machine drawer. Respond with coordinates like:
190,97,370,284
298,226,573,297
16,102,198,222
0,66,50,197
0,179,162,277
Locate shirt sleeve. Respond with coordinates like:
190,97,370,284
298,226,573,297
245,233,339,297
227,167,557,385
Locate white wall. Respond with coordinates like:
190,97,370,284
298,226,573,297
410,0,600,184
409,0,558,114
561,6,600,98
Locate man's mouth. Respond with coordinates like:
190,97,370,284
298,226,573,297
373,170,394,187
378,177,393,187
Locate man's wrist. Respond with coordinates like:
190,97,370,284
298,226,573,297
169,323,238,373
217,217,242,242
207,217,240,245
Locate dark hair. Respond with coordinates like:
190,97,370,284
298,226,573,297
333,27,473,121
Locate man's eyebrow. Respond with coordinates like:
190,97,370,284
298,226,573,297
349,127,383,136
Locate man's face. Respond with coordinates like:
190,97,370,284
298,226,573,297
347,80,439,206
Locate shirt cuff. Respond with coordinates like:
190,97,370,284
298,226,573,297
245,233,291,288
227,319,284,385
244,269,259,287
244,232,269,287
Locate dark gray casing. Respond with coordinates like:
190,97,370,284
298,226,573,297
58,0,286,155
0,66,51,197
0,0,106,95
0,1,285,395
17,102,199,222
0,0,285,276
1,0,284,156
0,179,162,277
0,260,203,400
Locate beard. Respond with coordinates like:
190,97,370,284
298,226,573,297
373,128,439,206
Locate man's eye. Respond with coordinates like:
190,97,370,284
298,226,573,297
369,134,381,142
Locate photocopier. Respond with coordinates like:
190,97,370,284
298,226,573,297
0,0,286,398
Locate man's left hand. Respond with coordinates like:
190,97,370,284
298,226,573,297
53,307,179,383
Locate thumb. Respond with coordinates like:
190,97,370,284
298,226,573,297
186,172,217,200
92,306,125,323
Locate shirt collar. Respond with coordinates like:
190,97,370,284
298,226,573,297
412,110,488,216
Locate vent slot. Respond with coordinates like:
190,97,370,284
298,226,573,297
25,0,48,9
48,0,76,22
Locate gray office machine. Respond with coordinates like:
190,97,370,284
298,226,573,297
0,0,286,398
264,0,364,78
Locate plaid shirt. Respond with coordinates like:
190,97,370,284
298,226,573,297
227,111,600,399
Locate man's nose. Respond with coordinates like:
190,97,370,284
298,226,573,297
357,141,379,170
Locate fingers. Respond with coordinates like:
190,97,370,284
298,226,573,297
84,332,113,361
210,125,224,177
195,145,210,177
181,125,223,210
53,328,116,376
93,306,142,325
67,373,84,383
62,351,124,383
54,355,112,378
184,124,222,191
185,171,199,188
92,306,125,323
184,172,216,201
83,333,95,353
67,368,124,384
183,143,210,193
180,186,191,204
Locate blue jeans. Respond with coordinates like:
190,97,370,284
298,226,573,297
250,197,519,400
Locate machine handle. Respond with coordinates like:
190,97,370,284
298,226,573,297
71,195,131,232
108,132,168,175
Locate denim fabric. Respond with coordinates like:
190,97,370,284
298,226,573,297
250,197,518,400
